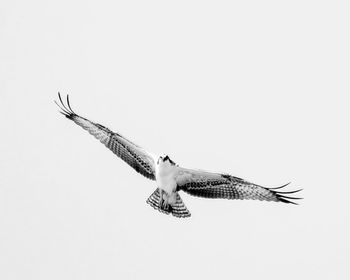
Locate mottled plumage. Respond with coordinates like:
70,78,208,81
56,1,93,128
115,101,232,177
55,93,155,180
55,93,302,218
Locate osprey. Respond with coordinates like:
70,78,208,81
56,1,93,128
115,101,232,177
55,93,301,218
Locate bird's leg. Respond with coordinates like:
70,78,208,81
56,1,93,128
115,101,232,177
163,197,169,211
158,189,170,211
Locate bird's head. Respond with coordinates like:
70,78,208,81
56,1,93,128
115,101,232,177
157,154,176,165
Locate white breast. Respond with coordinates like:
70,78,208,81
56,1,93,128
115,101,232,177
156,161,178,194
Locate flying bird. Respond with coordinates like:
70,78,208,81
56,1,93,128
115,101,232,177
55,93,302,218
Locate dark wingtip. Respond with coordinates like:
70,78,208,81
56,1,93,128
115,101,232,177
276,189,303,194
269,182,291,190
278,197,299,205
278,195,303,200
54,100,69,116
269,183,303,205
66,94,76,114
55,92,76,118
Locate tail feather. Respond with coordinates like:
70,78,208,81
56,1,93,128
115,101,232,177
172,193,191,218
146,188,170,215
146,188,191,218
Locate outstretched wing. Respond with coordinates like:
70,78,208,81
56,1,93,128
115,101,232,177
55,93,156,180
175,167,302,204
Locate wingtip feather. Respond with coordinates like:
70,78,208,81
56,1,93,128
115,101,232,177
270,184,303,205
278,197,299,205
269,182,291,190
66,94,76,114
275,189,303,194
55,92,76,118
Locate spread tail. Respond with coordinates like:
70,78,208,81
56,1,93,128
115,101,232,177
146,188,191,218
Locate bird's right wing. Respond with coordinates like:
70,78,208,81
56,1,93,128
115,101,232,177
175,167,302,204
55,93,156,180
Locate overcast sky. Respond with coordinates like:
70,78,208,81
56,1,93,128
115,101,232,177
1,0,349,279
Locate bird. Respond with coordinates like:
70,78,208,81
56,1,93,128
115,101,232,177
55,93,302,218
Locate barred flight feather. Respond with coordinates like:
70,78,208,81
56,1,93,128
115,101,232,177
146,188,191,218
55,93,156,180
177,169,302,205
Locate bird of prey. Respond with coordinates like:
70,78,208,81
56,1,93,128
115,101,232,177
55,93,301,218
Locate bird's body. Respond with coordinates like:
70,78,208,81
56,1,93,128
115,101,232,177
156,156,178,206
156,156,178,194
55,93,302,218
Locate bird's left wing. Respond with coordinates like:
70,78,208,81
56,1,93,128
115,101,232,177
175,167,302,204
55,93,156,180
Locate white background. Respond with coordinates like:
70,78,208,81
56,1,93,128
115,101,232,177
1,1,349,279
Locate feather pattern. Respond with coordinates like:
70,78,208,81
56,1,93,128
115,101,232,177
146,188,191,218
176,168,302,204
172,192,191,218
55,93,156,180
